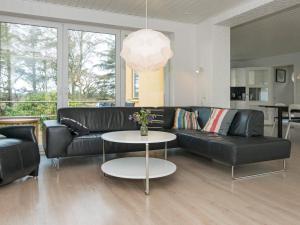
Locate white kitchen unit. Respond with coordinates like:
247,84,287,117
230,67,274,125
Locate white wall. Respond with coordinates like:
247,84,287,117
192,0,285,109
232,52,300,103
273,66,294,105
0,0,198,106
195,19,231,108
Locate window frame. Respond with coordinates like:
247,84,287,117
63,24,121,107
0,15,63,109
0,15,64,108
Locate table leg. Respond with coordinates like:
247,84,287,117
102,140,107,176
145,143,149,195
102,140,106,163
164,142,168,160
277,108,283,138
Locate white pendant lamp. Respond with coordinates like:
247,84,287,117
120,0,173,72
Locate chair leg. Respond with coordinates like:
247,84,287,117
30,168,39,179
271,120,277,136
232,160,286,180
285,123,291,139
51,158,60,169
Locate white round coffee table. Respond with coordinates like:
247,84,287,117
101,130,177,195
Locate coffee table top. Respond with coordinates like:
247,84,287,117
101,130,176,144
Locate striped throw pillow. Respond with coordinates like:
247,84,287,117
173,108,201,130
148,109,164,130
203,108,237,135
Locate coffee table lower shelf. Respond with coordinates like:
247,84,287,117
101,157,176,180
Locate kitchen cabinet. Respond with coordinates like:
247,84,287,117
231,67,274,124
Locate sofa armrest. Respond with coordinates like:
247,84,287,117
42,120,73,158
0,126,37,143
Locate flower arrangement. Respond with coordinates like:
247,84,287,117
129,108,156,136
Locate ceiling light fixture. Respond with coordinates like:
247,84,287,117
120,0,173,72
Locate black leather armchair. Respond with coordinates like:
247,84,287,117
0,126,40,186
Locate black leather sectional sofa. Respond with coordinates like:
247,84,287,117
43,107,291,178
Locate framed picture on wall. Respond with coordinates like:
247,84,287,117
276,69,286,83
132,71,139,99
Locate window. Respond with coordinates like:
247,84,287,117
68,29,116,107
132,71,139,99
0,22,57,118
125,65,165,107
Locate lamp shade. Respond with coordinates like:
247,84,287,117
120,29,173,71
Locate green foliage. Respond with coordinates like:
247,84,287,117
130,109,156,126
68,31,116,102
0,22,117,118
3,92,57,117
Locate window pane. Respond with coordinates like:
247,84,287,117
68,30,116,107
0,22,57,118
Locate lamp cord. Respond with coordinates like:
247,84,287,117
145,0,148,30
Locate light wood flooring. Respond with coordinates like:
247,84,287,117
0,126,300,225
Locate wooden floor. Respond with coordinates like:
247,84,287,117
1,127,300,225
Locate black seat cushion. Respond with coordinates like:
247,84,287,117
67,131,178,157
0,138,22,148
67,133,102,156
175,129,215,158
208,135,291,166
0,138,40,185
176,129,291,166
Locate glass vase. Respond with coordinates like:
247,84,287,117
140,124,148,136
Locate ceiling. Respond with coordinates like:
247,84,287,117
231,5,300,61
30,0,247,24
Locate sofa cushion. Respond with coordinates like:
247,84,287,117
67,130,179,157
203,108,237,135
58,107,139,132
147,109,164,130
0,138,22,148
228,109,264,137
160,107,177,129
173,108,200,130
176,129,291,166
176,129,215,158
190,107,211,128
208,136,291,166
67,133,102,156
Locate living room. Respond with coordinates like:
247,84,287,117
0,0,299,225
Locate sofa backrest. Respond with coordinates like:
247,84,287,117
190,107,212,128
58,107,139,132
228,109,264,137
57,107,264,136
